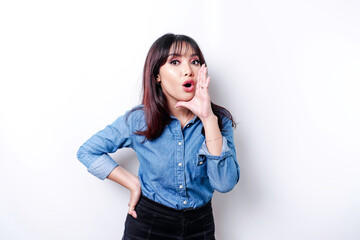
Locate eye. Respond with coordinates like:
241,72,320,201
191,59,200,65
170,60,180,65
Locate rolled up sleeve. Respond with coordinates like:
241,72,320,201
77,148,119,180
77,111,133,180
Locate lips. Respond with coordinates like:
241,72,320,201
182,80,195,92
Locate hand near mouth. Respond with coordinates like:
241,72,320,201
175,64,216,121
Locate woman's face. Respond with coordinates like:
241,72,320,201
157,43,201,107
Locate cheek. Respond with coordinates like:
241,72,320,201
194,66,201,76
159,68,178,81
159,73,178,94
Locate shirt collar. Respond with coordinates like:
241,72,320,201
170,114,198,121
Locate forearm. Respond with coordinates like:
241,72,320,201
107,166,141,192
202,114,223,156
200,116,240,193
107,166,142,218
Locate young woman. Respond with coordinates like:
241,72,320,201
77,33,240,239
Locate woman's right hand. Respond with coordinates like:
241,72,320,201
128,182,141,218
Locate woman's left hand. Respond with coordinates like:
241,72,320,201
175,64,215,121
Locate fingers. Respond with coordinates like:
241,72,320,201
201,64,206,88
205,76,210,89
197,64,209,93
203,66,208,90
128,201,138,218
196,66,202,91
202,65,209,89
128,188,141,219
128,207,137,218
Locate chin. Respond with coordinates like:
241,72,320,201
181,93,195,102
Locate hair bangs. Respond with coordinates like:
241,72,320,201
168,36,202,60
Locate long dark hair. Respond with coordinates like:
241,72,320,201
131,33,236,140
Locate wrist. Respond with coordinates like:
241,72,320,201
201,114,218,127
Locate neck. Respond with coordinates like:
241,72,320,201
171,106,193,120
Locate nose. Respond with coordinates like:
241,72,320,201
184,63,194,77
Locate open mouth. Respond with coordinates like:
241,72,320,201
183,80,194,88
182,80,195,92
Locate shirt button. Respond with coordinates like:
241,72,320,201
178,162,182,167
178,141,182,146
183,201,187,205
179,185,183,189
186,124,190,128
199,161,204,165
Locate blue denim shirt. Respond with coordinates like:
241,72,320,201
77,105,240,209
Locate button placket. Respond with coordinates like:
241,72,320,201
175,128,186,199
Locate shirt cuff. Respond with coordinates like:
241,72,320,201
198,137,232,161
87,154,119,180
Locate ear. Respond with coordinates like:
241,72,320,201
156,75,161,83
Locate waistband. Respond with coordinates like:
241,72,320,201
137,195,212,217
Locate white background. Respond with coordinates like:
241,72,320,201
1,0,359,239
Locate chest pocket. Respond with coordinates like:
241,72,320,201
195,155,208,178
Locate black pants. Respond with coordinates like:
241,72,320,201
122,195,215,240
